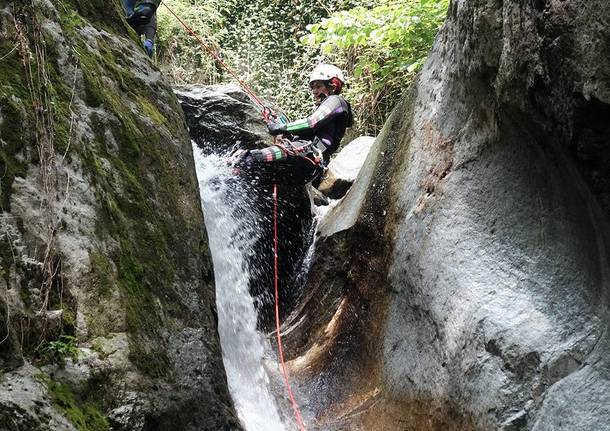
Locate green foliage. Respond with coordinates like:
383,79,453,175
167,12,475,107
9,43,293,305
220,0,370,119
156,0,368,119
156,0,447,135
39,335,79,367
303,0,449,135
156,0,228,84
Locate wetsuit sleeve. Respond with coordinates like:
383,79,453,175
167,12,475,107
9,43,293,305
281,96,347,135
123,0,136,15
249,146,288,162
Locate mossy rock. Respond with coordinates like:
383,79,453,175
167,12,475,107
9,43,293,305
44,376,109,431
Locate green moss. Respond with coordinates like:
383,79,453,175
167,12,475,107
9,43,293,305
45,77,72,157
52,0,194,379
0,33,30,101
45,377,109,431
62,308,77,329
75,46,146,162
37,15,74,157
0,104,32,197
0,53,31,212
57,7,87,34
134,95,167,126
117,238,171,377
89,252,115,298
56,0,128,35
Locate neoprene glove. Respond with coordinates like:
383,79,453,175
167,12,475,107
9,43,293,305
267,122,286,136
143,39,154,58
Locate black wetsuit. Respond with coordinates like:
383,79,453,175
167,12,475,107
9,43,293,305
245,95,353,185
123,0,158,57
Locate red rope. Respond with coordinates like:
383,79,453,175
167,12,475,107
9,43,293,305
163,6,309,426
160,1,268,112
273,184,307,431
274,139,321,167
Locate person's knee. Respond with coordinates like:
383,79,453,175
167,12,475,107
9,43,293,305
126,1,158,26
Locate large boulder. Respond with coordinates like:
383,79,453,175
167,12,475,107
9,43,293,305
283,0,610,430
175,84,267,154
0,1,239,430
317,136,375,200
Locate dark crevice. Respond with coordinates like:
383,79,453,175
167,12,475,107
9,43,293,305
569,94,610,219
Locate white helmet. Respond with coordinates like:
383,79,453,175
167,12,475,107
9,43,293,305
309,64,345,85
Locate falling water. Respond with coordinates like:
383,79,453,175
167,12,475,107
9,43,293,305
193,145,288,431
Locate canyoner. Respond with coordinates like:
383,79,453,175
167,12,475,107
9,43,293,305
162,5,347,431
230,64,354,187
123,0,160,57
124,0,160,26
161,3,354,188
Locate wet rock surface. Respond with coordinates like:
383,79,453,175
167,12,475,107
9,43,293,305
176,85,315,328
175,84,268,154
0,2,239,430
281,0,610,430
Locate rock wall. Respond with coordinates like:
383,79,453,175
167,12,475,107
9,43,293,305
0,1,239,430
284,0,610,430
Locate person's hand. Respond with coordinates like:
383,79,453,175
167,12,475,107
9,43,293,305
227,149,252,166
267,122,286,136
262,106,276,121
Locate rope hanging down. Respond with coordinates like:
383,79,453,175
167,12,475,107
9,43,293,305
161,3,307,429
273,184,307,431
160,1,269,115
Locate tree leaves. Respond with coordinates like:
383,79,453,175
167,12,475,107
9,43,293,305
155,0,447,134
303,0,449,134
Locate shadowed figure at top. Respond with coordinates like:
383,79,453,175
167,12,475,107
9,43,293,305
123,0,159,58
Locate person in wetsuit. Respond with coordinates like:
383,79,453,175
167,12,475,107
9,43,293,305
123,0,159,58
233,64,354,186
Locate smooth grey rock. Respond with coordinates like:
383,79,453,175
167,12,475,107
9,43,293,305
175,84,268,154
282,0,610,430
318,136,375,200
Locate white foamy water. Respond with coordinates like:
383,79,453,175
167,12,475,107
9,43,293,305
193,145,287,431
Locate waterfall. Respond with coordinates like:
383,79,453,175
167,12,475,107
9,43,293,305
192,145,289,431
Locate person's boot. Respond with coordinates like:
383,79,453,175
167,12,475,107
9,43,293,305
143,39,154,58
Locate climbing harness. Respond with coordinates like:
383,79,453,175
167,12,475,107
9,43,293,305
273,184,307,431
162,3,308,430
275,139,322,167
